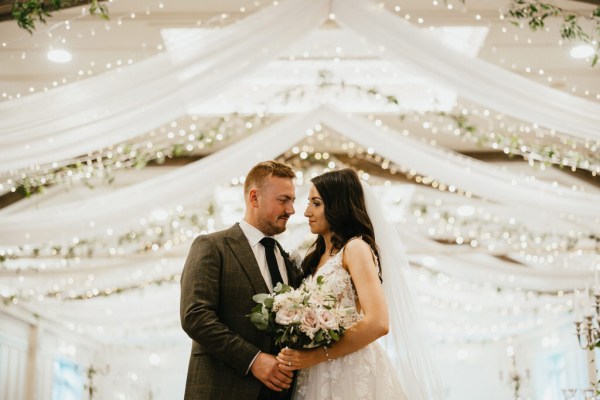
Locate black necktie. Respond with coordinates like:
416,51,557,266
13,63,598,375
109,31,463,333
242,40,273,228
260,237,284,288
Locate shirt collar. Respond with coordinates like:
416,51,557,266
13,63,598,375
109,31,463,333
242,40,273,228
239,219,272,247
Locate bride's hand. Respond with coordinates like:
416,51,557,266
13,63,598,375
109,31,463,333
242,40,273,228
276,347,323,371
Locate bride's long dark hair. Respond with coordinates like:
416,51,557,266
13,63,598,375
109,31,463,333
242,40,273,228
302,168,381,279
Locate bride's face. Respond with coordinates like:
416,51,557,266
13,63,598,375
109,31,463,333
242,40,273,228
304,185,330,235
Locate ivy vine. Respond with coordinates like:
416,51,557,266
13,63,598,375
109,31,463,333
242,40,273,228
5,113,265,197
506,0,600,67
12,0,109,33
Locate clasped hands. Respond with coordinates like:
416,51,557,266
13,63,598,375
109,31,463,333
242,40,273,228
277,346,321,372
251,347,322,392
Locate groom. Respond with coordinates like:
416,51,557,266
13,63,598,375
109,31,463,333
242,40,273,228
180,160,303,400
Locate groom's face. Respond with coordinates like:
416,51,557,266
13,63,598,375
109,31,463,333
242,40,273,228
254,175,295,236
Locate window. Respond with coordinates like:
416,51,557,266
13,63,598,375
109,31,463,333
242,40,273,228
541,353,566,400
52,358,83,400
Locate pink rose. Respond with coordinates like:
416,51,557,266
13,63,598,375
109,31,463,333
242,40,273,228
299,309,319,339
317,308,338,330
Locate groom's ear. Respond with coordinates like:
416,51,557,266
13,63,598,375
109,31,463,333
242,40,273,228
248,188,259,208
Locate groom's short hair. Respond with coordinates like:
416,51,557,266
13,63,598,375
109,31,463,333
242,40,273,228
244,160,295,195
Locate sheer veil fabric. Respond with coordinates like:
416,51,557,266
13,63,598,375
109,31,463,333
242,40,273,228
361,181,444,400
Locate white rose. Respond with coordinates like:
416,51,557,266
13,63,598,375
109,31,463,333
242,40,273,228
275,305,300,325
288,250,303,271
302,276,321,294
273,292,292,312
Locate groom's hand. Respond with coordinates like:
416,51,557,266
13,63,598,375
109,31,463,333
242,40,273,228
250,353,293,392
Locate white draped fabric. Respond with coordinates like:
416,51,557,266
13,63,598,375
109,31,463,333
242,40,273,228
0,109,324,245
1,0,600,173
333,0,600,141
408,252,595,292
0,0,328,172
2,107,598,246
319,108,600,216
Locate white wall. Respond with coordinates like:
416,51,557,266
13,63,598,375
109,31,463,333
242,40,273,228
434,341,514,400
515,321,591,400
0,308,98,400
0,312,29,400
94,344,189,400
2,305,594,400
431,316,594,400
1,307,192,400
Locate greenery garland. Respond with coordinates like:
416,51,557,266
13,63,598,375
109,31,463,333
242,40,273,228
314,70,600,174
1,273,179,305
0,202,215,267
12,0,108,33
408,200,600,255
4,113,266,197
418,110,599,174
506,0,600,67
3,146,597,272
4,68,597,198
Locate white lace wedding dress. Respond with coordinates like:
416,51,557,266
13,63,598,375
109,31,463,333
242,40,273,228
292,243,408,400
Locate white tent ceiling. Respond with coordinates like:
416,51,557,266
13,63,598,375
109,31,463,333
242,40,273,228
0,0,599,351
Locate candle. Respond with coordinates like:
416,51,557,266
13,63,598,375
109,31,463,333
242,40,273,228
574,289,582,321
584,282,592,317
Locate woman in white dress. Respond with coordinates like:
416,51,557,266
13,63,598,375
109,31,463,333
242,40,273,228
276,168,442,400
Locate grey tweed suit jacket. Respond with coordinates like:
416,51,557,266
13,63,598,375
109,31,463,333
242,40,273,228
180,223,303,400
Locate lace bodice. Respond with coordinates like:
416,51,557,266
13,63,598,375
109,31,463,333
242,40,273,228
311,248,362,329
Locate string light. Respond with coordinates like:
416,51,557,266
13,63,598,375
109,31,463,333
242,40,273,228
1,0,597,351
1,113,270,196
0,0,269,100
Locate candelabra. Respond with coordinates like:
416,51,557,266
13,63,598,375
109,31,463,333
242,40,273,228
84,363,110,400
500,354,530,400
572,289,600,399
574,293,600,351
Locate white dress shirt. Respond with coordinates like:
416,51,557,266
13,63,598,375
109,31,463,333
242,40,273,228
239,219,289,374
238,219,288,292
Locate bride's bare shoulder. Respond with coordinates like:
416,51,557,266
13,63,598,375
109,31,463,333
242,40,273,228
344,236,368,250
342,237,373,263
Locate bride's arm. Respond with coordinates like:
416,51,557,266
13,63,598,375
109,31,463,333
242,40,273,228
277,239,389,370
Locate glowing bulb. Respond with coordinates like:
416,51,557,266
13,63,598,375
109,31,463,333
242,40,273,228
570,44,594,59
457,205,475,217
47,49,72,63
149,353,161,366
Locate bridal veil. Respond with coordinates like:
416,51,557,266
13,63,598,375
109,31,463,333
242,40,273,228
361,181,444,400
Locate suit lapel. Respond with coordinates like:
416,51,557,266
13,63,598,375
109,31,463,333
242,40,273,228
225,224,269,295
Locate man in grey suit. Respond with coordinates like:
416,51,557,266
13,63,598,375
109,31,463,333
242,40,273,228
181,160,303,400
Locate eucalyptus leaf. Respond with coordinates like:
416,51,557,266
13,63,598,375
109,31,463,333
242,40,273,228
252,293,270,303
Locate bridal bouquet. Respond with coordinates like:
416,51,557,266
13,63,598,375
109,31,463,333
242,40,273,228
248,275,351,349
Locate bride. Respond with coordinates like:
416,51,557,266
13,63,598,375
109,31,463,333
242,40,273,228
276,168,442,400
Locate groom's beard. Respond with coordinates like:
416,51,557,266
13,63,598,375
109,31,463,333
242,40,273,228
260,213,292,236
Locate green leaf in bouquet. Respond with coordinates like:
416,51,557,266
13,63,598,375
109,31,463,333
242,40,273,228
252,293,270,303
314,330,324,343
263,297,274,308
261,307,270,320
249,304,263,314
274,282,293,294
250,313,268,330
329,329,340,341
280,326,290,344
